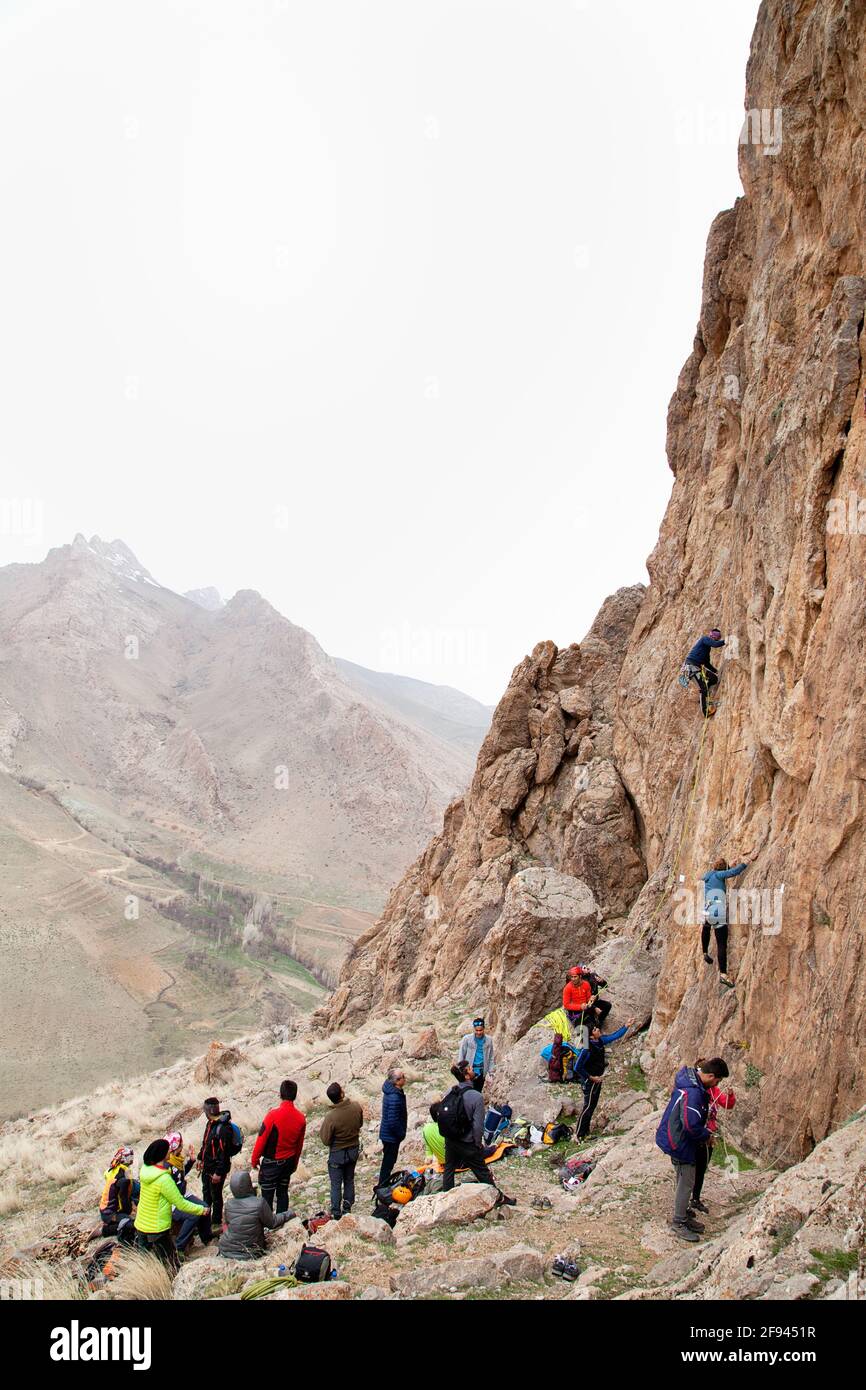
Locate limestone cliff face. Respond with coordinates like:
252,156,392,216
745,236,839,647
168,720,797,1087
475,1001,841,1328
326,0,866,1159
615,0,866,1157
322,587,647,1041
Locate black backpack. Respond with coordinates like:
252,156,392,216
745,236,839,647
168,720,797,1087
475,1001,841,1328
294,1243,331,1283
437,1085,472,1140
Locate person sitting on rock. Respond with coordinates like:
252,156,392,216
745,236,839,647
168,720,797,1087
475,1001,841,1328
655,1058,729,1242
583,969,612,1027
572,1018,635,1138
456,1017,495,1093
682,627,726,717
701,858,747,988
219,1170,293,1261
562,967,593,1025
98,1146,138,1242
134,1138,211,1270
165,1131,212,1254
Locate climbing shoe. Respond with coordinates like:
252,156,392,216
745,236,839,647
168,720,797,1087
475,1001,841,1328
670,1221,700,1243
720,974,735,988
690,1199,709,1214
551,1255,580,1281
495,1193,517,1207
703,952,713,965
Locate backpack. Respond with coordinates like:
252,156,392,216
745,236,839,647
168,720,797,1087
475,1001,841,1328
482,1103,513,1145
543,1122,573,1145
294,1243,331,1282
437,1085,472,1140
374,1169,425,1206
226,1121,244,1156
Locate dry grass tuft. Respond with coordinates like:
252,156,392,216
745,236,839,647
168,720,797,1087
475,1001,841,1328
107,1249,174,1301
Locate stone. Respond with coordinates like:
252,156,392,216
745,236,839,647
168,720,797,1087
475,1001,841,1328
405,1026,440,1060
395,1184,499,1234
559,687,592,721
320,1212,394,1246
393,1243,544,1297
193,1042,243,1086
271,1282,351,1300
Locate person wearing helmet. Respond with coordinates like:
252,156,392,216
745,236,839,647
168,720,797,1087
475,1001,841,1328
98,1146,138,1241
562,966,592,1024
165,1132,212,1254
683,628,726,717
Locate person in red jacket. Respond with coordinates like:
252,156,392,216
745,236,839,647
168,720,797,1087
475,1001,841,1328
562,966,592,1022
250,1079,306,1214
690,1066,736,1212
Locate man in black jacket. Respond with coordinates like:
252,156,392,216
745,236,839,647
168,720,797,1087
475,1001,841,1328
438,1064,515,1205
197,1097,235,1228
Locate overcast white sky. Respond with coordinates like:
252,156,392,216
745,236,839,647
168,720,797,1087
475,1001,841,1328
0,0,759,704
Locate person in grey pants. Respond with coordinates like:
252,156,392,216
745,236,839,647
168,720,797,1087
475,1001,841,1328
319,1082,364,1220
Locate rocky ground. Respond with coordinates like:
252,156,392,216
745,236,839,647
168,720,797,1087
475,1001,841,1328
2,997,862,1302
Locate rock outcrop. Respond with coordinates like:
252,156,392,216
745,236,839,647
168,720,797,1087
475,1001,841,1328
325,0,866,1161
321,587,648,1041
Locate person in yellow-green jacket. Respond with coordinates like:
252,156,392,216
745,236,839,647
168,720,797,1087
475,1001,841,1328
134,1139,210,1269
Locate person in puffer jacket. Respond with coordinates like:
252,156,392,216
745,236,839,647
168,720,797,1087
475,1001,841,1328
219,1170,293,1261
377,1067,408,1191
655,1059,729,1242
134,1139,211,1269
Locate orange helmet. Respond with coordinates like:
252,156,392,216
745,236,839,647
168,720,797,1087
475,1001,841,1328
391,1185,413,1205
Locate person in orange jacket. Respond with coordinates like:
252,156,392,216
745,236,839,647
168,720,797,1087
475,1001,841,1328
690,1064,736,1212
562,965,593,1023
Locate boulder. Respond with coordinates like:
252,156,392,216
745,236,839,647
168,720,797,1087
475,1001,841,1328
478,867,601,1041
393,1243,544,1297
559,687,592,721
396,1184,499,1234
405,1027,441,1061
321,1213,394,1246
193,1042,243,1086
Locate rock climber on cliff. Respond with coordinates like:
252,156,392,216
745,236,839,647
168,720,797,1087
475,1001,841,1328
681,627,726,717
701,857,747,988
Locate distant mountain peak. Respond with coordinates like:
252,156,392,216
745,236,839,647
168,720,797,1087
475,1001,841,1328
68,534,160,587
183,586,224,612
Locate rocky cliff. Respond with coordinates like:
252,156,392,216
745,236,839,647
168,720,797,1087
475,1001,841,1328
325,0,866,1161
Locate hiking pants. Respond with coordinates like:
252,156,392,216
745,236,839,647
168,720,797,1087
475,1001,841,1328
377,1141,401,1191
577,1080,602,1138
592,998,612,1025
701,921,729,974
471,1072,485,1092
328,1145,359,1217
259,1155,298,1214
174,1196,212,1252
201,1168,227,1226
692,1140,713,1202
442,1137,495,1192
671,1159,697,1224
694,665,718,715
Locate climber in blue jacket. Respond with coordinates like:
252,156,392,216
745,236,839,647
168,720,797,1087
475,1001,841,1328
701,858,747,987
683,628,725,716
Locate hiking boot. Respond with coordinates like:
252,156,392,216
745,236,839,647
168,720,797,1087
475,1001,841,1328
690,1198,709,1214
495,1192,517,1207
684,1217,705,1233
702,953,713,965
670,1221,700,1243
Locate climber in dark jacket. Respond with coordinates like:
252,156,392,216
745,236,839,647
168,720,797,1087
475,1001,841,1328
218,1170,292,1261
572,1019,634,1138
377,1067,408,1191
683,628,725,716
656,1059,728,1242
